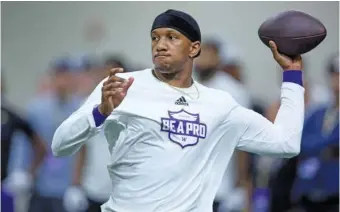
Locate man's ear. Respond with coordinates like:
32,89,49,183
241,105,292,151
190,41,201,58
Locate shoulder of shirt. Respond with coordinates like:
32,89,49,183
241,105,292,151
195,81,238,106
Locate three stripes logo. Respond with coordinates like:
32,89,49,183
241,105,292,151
175,96,189,106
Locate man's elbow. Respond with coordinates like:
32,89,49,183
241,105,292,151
282,140,301,158
51,124,74,157
51,149,63,157
51,136,83,157
283,149,300,158
51,136,73,157
51,142,68,157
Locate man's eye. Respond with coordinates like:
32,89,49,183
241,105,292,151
169,35,177,40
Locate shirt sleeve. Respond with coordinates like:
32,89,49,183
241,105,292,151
232,71,305,158
51,78,108,156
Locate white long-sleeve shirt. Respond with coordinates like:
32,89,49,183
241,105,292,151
52,68,304,212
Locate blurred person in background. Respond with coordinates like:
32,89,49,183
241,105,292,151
288,53,339,212
74,54,130,96
94,54,130,82
268,53,339,212
261,65,315,212
193,37,252,212
62,55,125,212
220,53,266,115
73,54,102,98
103,54,128,70
36,74,53,95
11,58,82,212
252,66,317,212
193,37,251,107
1,73,47,212
254,59,332,212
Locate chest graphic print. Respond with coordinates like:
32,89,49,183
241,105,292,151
161,109,207,148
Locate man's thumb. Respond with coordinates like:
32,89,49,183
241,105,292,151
269,41,278,56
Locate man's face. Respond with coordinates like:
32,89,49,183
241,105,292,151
151,28,199,73
52,70,73,93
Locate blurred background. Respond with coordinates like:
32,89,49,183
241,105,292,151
1,1,339,212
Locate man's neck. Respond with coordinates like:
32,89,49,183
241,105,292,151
154,65,193,88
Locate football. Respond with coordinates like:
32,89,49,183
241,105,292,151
258,10,327,57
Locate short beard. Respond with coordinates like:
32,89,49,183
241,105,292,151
153,68,180,81
154,64,179,74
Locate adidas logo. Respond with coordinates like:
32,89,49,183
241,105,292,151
175,96,189,106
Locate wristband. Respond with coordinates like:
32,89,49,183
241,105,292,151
92,106,108,127
283,70,303,86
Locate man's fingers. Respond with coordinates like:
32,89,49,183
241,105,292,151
109,68,124,77
102,73,132,108
102,81,120,91
124,77,134,91
103,91,126,105
112,77,134,99
121,77,134,94
103,76,125,88
107,75,126,84
295,55,302,61
269,41,277,52
103,82,124,91
103,77,130,93
102,91,118,100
